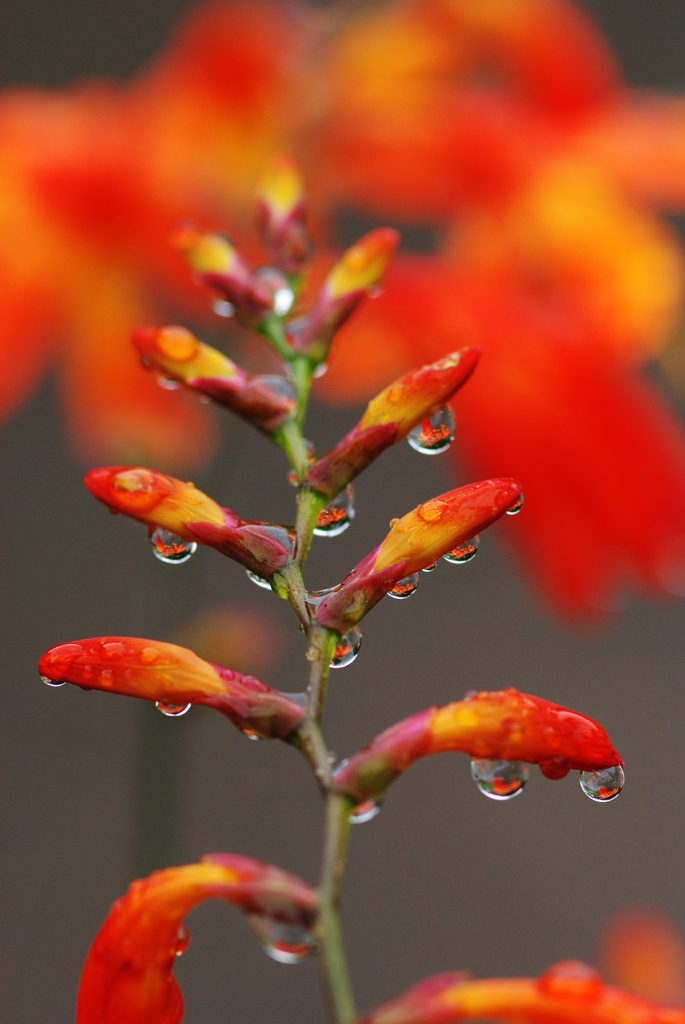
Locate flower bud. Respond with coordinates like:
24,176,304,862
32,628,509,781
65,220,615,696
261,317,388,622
334,688,623,804
132,326,295,433
291,228,399,362
175,226,276,327
255,154,312,275
39,637,304,740
305,348,480,499
314,479,522,635
77,856,317,1024
84,466,292,579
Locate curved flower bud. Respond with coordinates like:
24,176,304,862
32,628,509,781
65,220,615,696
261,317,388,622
175,226,277,328
39,637,304,740
255,154,311,275
333,688,622,804
132,326,295,433
314,479,522,635
305,348,480,499
77,855,318,1024
84,466,292,579
291,228,399,362
359,961,685,1024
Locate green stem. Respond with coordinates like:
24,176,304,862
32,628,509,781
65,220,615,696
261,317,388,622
271,560,310,627
275,420,311,481
291,353,314,429
259,315,292,360
306,625,338,722
293,717,332,790
295,486,327,566
318,791,357,1024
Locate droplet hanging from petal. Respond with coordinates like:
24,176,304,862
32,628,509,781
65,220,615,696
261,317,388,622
247,915,317,964
579,765,624,802
350,797,384,824
443,535,480,564
388,573,419,599
407,407,455,454
246,570,273,591
506,493,524,515
155,701,192,717
149,527,197,563
331,628,362,668
314,486,356,537
471,758,528,800
40,674,66,687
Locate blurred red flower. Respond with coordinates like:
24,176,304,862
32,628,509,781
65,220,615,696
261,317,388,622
4,0,685,614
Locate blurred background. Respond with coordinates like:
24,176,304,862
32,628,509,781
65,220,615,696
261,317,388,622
4,1,685,1021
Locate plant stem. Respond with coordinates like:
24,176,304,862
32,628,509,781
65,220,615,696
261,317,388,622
295,485,326,566
291,353,314,429
306,624,338,721
318,790,357,1024
260,314,292,360
275,419,311,481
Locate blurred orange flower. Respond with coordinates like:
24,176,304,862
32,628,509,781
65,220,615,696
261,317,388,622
599,907,685,1006
4,0,685,613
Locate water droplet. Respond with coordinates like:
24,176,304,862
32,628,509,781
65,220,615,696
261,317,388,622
443,535,480,564
247,915,317,964
273,286,295,316
155,701,192,717
471,758,529,800
139,646,159,664
174,925,190,957
241,728,263,741
246,570,273,590
407,407,455,454
212,298,235,317
463,689,478,701
387,573,420,599
579,765,624,802
506,493,524,515
313,362,328,379
40,674,65,687
314,486,355,537
417,498,448,523
350,797,384,824
331,628,362,668
305,586,338,611
537,961,603,1000
156,374,181,390
149,527,197,563
422,562,437,573
388,517,400,529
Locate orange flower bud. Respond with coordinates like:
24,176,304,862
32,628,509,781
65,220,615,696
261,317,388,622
334,688,623,804
77,855,318,1024
360,962,684,1024
314,479,522,635
84,467,293,578
175,226,276,326
305,349,480,499
132,326,295,433
291,228,399,362
39,637,305,740
255,154,311,275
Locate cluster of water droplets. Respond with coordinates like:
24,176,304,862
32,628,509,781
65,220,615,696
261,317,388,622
247,915,318,964
149,526,197,564
468,756,624,802
407,407,455,455
314,486,356,537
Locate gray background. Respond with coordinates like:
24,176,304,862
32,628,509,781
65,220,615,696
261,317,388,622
2,2,685,1022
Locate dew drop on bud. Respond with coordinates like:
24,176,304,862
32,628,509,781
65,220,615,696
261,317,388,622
463,689,478,701
40,674,66,687
155,701,192,717
212,298,236,317
156,374,181,390
241,727,263,741
506,493,524,515
350,797,384,824
443,535,480,564
313,362,328,379
174,924,190,957
314,486,355,537
273,286,295,316
388,573,419,599
407,407,455,454
331,628,362,668
578,765,624,802
422,562,437,573
471,758,529,800
247,915,317,964
149,527,197,563
246,570,273,591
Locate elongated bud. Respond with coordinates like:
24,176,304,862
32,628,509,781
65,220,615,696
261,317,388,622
77,856,317,1024
334,688,623,804
84,466,293,579
306,348,480,499
133,326,295,433
175,226,278,327
255,154,311,275
314,479,522,635
360,962,675,1024
39,637,304,740
291,228,399,362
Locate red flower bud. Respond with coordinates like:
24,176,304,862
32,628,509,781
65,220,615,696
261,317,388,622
84,466,293,579
132,326,295,433
77,856,317,1024
39,637,304,740
360,961,682,1024
305,349,480,499
255,154,312,275
334,688,623,804
314,479,522,635
291,228,399,362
